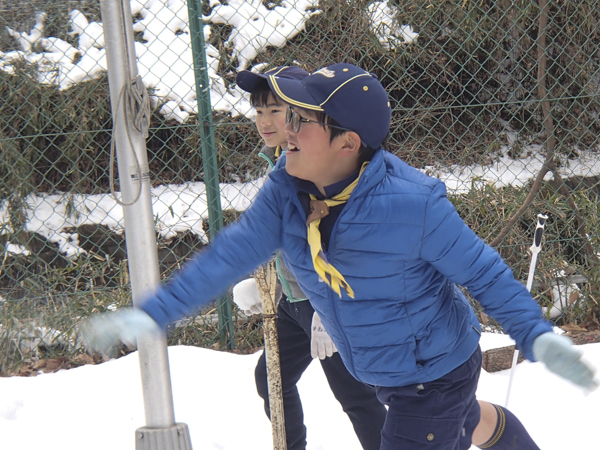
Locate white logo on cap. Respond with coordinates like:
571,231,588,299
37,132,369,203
313,68,335,78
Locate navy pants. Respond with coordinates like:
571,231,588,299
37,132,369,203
376,347,482,450
255,297,387,450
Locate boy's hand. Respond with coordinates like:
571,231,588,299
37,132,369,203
232,278,263,316
311,312,337,359
80,308,160,356
532,332,598,391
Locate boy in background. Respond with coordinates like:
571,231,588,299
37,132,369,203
232,65,387,450
84,63,596,450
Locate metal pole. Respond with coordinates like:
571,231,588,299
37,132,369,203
99,0,192,448
255,262,287,450
187,0,234,349
504,213,548,407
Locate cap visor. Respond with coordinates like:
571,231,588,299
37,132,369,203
236,71,268,93
267,75,323,111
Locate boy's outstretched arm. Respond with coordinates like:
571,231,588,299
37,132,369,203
420,182,552,360
420,182,598,390
81,180,285,353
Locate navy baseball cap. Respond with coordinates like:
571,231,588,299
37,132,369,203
236,66,309,93
266,63,391,149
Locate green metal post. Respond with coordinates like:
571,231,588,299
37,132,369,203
187,0,234,349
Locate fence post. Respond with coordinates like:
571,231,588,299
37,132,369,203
187,0,235,350
99,0,192,448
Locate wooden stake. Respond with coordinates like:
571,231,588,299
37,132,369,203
255,261,287,450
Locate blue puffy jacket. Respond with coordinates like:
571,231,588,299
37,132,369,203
140,149,552,387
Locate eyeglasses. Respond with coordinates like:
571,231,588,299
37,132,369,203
286,107,352,134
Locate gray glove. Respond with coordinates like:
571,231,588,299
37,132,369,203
232,278,263,316
311,312,337,360
532,331,598,391
80,308,160,356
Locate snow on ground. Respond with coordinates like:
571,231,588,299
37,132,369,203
0,332,597,449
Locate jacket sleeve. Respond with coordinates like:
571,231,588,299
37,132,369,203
139,180,284,329
420,181,552,361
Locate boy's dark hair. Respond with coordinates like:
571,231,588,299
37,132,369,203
250,80,282,108
315,111,386,164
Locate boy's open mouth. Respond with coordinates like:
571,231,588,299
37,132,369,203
287,146,300,153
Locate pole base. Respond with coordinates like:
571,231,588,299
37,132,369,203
135,423,193,450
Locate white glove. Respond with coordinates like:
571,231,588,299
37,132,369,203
232,278,263,316
532,331,598,391
80,308,161,356
311,312,337,360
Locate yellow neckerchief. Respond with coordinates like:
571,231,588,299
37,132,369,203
274,145,282,161
306,162,369,298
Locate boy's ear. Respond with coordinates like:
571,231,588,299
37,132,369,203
338,131,362,156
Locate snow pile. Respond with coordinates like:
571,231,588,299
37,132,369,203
1,1,411,123
424,145,600,194
366,1,418,48
0,0,322,123
542,270,584,320
3,11,107,90
1,1,244,123
203,0,321,71
0,177,266,257
131,0,249,122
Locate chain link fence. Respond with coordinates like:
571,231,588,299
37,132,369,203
1,0,599,374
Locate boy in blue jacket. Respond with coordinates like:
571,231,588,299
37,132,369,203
84,63,597,450
232,65,387,450
233,65,541,450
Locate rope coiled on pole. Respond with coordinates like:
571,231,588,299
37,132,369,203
109,75,151,206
